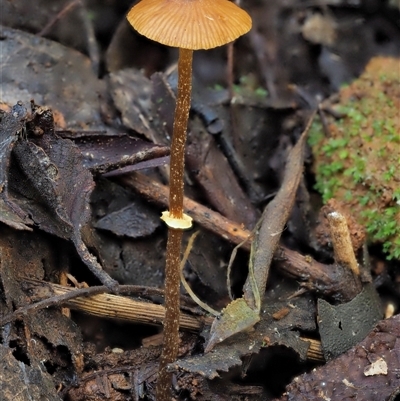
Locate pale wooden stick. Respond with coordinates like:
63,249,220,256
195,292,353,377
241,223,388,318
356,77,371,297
302,337,324,362
26,281,211,331
327,211,360,277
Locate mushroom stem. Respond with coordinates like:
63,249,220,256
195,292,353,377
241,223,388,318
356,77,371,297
169,48,193,218
156,228,184,400
156,48,193,400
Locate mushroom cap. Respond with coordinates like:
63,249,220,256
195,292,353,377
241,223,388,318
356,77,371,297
127,0,252,50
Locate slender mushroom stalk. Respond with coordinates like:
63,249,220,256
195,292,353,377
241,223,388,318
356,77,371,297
127,1,251,399
164,48,193,220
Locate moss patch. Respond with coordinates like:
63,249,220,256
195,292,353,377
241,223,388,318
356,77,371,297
310,57,400,260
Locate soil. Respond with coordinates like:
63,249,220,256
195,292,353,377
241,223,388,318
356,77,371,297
0,1,399,401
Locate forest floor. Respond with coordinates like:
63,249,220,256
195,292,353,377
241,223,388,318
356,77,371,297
0,1,400,400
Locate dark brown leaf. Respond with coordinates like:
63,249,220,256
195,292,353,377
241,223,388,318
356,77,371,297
94,203,160,238
68,133,169,175
90,177,161,240
110,69,166,143
187,116,259,228
10,107,118,289
12,136,90,238
0,0,88,53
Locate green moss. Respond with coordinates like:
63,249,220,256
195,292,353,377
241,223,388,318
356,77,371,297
308,120,325,147
232,74,268,102
254,87,268,98
310,57,400,260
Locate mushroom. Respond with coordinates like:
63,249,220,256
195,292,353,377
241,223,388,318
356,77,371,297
127,1,251,399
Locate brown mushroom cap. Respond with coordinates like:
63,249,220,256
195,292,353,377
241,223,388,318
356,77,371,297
127,0,252,50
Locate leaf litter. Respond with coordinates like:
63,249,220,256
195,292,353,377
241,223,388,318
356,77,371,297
1,2,400,400
9,103,118,290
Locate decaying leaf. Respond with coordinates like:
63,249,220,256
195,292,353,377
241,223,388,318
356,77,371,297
172,280,315,379
95,203,160,238
85,177,166,287
92,178,161,239
9,105,118,289
0,0,90,53
90,176,161,237
0,103,26,190
243,119,313,309
187,115,259,228
318,283,383,360
110,69,166,144
205,118,313,351
204,298,260,353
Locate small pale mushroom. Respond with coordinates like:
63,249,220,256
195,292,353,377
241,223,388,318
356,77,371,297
127,1,251,399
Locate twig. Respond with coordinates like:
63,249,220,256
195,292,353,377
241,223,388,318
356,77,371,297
0,281,211,330
275,246,361,302
79,0,100,75
179,231,220,316
117,172,251,249
38,0,81,37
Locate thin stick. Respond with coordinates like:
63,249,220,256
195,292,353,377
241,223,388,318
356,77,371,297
0,283,109,327
38,0,80,37
0,281,210,330
180,231,220,316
